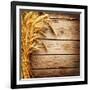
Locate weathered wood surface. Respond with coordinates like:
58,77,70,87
31,55,80,69
33,40,80,54
30,13,80,77
32,68,80,77
37,19,80,40
48,13,80,20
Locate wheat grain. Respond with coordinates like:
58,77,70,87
21,11,56,79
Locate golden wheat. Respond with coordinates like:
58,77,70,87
21,11,56,79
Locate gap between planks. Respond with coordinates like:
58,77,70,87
32,67,79,70
39,38,80,41
32,53,80,55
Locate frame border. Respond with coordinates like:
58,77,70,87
11,1,88,89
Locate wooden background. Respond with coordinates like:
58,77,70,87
30,12,80,78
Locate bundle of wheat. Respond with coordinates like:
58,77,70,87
21,11,56,79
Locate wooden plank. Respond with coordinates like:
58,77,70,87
32,68,80,78
31,55,80,69
48,12,80,20
37,19,80,40
32,40,80,54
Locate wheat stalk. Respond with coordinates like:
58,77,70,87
21,11,56,79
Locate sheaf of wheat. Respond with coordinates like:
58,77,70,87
21,11,56,79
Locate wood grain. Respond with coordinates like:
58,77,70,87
25,12,80,78
37,19,80,40
48,13,80,20
32,68,80,77
31,55,80,69
33,40,80,54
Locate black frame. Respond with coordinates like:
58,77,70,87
11,1,88,89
